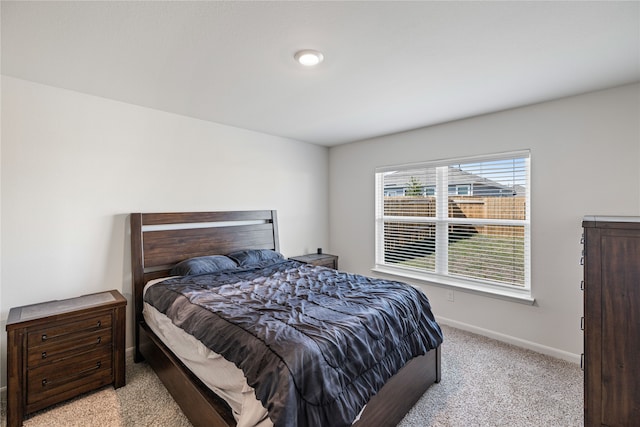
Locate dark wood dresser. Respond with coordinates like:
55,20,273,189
5,289,127,427
289,253,339,269
582,216,640,426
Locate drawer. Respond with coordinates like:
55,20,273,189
27,328,112,368
314,259,336,268
27,346,112,406
27,312,112,349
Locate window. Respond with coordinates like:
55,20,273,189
374,151,531,302
449,184,470,196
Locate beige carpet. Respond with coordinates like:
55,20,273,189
397,326,583,426
1,325,583,426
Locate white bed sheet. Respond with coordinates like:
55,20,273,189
143,279,272,427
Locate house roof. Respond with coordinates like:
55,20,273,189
383,167,526,196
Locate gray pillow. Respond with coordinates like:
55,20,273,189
227,249,284,267
170,255,238,276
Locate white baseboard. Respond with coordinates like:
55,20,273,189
436,316,582,365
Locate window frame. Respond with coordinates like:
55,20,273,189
373,150,533,304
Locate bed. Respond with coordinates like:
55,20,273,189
130,210,442,427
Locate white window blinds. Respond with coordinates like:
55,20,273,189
375,151,530,290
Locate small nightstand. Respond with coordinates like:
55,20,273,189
5,289,127,427
290,253,339,269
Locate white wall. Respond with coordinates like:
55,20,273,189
0,76,329,387
329,83,640,362
2,77,637,392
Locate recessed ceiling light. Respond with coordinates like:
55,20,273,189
294,49,324,67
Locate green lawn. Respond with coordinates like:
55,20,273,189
393,233,525,287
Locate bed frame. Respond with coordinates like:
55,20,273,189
130,210,441,427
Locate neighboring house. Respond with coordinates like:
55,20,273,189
383,167,525,197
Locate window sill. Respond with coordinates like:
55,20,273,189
371,266,536,305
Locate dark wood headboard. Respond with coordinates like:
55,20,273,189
130,210,279,343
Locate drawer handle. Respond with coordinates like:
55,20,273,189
40,361,103,388
41,334,47,341
97,336,102,344
97,320,101,328
41,351,47,359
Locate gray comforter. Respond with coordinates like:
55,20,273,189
144,260,443,427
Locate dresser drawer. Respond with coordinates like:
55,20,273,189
27,346,113,407
314,258,337,268
27,328,112,368
27,312,112,349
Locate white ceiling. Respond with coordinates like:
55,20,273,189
2,1,639,146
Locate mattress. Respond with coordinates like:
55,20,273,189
143,279,272,427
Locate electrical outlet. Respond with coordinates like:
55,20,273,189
446,290,455,302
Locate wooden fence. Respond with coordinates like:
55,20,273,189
384,196,526,240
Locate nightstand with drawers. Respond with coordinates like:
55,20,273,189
290,253,339,269
5,289,127,427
